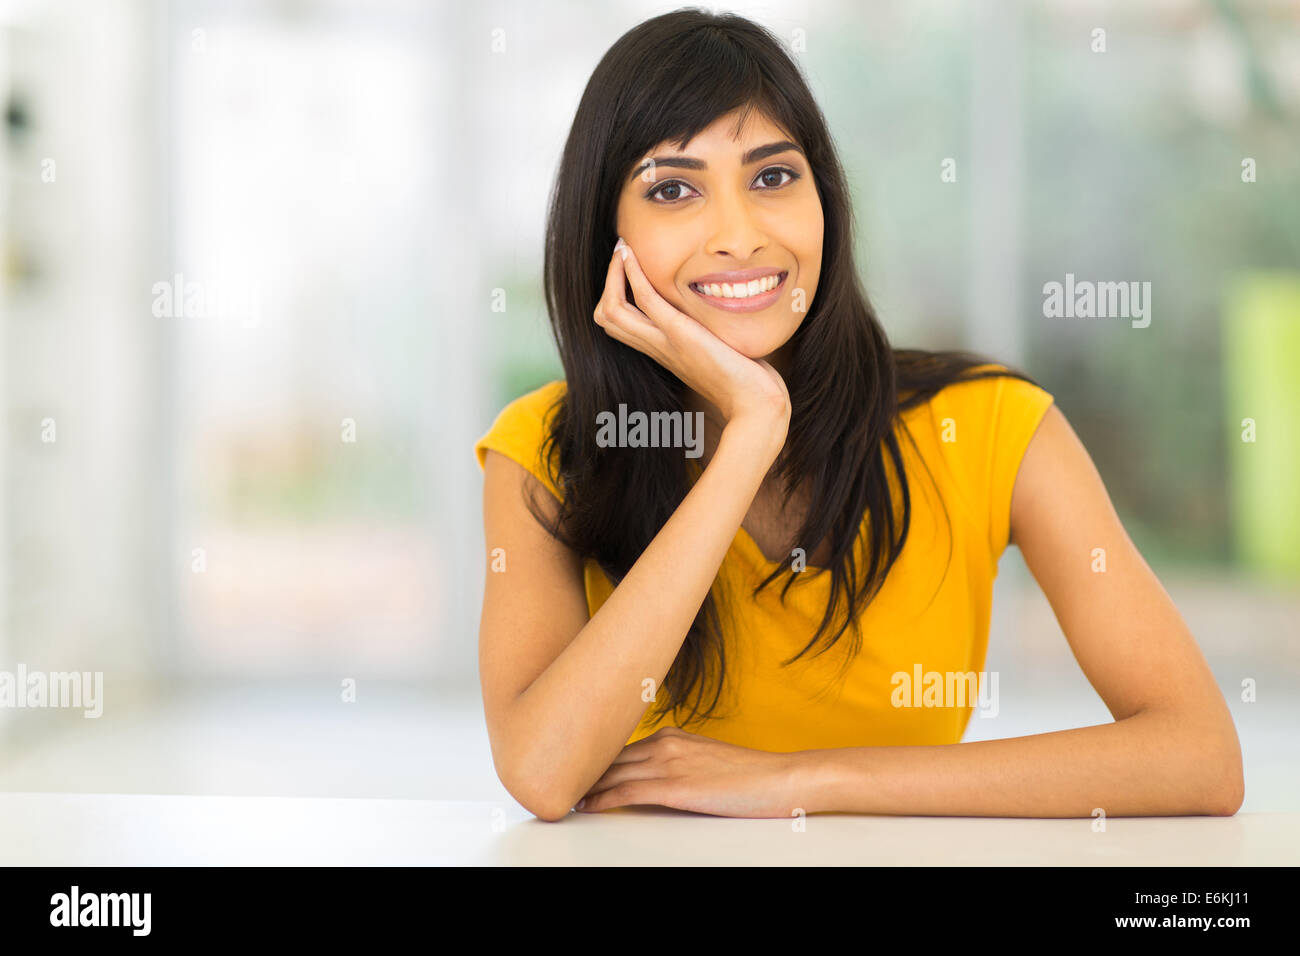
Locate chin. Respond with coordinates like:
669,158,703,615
701,316,797,361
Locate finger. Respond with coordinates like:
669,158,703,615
578,779,664,813
619,240,685,333
595,723,686,770
601,739,660,766
600,725,686,765
600,242,661,340
582,758,666,799
595,308,659,357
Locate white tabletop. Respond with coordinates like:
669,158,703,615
1,792,1296,865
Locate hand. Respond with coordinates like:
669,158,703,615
593,238,791,438
573,726,811,818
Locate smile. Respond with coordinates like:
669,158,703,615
689,271,788,312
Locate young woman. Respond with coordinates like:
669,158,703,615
475,9,1243,821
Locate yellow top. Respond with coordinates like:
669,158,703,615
474,364,1054,751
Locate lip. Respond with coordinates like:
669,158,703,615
691,267,786,285
689,270,789,313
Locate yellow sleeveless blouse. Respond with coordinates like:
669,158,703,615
475,364,1054,752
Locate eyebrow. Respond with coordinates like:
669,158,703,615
629,140,804,183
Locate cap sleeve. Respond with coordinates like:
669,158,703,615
927,365,1054,561
474,380,567,500
986,373,1055,558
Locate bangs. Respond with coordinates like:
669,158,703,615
608,26,812,184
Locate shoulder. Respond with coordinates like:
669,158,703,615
917,362,1050,416
899,363,1055,559
474,380,568,499
900,363,1053,438
479,379,567,447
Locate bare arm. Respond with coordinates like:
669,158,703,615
796,404,1244,816
481,415,781,821
481,237,792,821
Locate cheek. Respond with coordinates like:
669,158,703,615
647,261,681,298
631,248,685,302
794,204,824,290
799,203,824,261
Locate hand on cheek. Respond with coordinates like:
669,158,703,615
618,244,672,312
597,237,791,430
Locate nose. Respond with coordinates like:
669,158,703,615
702,183,768,261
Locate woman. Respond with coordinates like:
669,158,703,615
475,9,1242,821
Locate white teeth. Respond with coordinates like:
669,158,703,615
693,273,783,299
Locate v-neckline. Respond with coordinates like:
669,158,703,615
684,458,832,577
732,523,830,577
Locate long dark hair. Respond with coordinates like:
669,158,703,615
533,8,1043,728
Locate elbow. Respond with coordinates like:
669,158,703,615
1206,769,1244,817
487,708,582,822
493,751,580,823
505,776,578,822
1202,733,1245,817
532,800,578,823
514,780,577,822
1156,703,1244,816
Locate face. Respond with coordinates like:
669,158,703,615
614,108,824,362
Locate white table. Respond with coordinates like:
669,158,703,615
1,793,1296,865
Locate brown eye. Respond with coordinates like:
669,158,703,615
645,166,800,204
647,180,699,203
755,166,799,189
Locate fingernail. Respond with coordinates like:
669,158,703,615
621,247,629,261
614,237,625,251
575,798,586,810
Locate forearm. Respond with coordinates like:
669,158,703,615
796,707,1243,817
509,417,781,814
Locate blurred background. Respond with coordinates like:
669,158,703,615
0,0,1296,811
